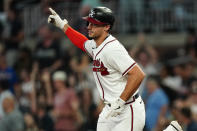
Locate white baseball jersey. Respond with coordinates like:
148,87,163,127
84,35,138,103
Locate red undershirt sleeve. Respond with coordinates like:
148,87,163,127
65,26,88,52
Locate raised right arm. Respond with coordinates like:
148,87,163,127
63,25,88,52
48,8,88,52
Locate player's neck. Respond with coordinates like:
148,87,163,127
95,33,109,47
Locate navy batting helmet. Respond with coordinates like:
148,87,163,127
83,7,115,28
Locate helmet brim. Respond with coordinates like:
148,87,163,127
82,16,107,25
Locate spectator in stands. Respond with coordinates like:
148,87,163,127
144,75,169,131
39,69,53,108
52,71,82,131
130,34,159,75
67,74,77,89
130,34,159,94
189,80,197,121
24,112,39,131
0,96,24,131
179,107,197,131
135,48,158,75
36,105,54,131
159,64,182,103
30,69,54,131
0,52,17,93
0,79,13,120
69,54,97,97
34,25,62,71
14,68,36,114
14,48,33,74
182,80,197,122
184,28,197,61
161,57,196,102
180,62,196,89
69,54,90,74
4,7,24,67
79,88,98,131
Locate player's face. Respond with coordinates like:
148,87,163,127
87,23,107,39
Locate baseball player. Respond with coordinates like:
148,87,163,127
48,6,182,131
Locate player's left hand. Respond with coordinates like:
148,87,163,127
106,98,126,118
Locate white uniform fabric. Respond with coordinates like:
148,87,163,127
97,96,145,131
84,35,138,103
84,35,145,131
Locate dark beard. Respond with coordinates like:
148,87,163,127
88,35,99,40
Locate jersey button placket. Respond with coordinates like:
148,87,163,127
94,54,105,100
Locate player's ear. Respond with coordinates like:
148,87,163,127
104,25,110,32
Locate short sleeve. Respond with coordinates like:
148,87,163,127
106,44,136,76
159,91,169,106
84,40,96,58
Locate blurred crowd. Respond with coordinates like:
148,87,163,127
0,0,197,131
119,0,197,33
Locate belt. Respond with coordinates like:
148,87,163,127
105,93,139,106
125,93,139,105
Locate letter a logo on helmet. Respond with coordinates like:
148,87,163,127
83,7,115,29
89,10,95,18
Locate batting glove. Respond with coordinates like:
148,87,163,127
48,8,68,29
106,98,126,118
164,121,183,131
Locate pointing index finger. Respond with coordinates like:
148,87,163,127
49,7,57,15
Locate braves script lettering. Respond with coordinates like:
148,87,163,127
93,59,109,76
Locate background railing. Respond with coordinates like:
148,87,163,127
23,0,197,36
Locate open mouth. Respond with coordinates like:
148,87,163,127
88,31,93,34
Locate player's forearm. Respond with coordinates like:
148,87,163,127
63,24,88,51
120,65,145,101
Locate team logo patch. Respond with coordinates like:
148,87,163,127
89,10,95,18
93,59,109,76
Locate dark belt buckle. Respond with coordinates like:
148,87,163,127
134,93,139,99
125,93,139,105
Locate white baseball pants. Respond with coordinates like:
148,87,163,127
97,96,145,131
